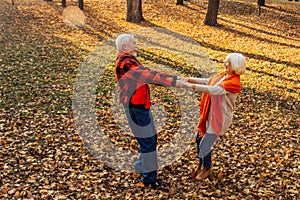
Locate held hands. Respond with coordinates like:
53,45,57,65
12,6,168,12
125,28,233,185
175,79,194,88
175,76,196,89
178,76,194,83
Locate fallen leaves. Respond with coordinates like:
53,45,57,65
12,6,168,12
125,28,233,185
0,0,299,199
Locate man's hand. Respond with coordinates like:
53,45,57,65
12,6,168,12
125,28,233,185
175,79,194,88
177,76,188,82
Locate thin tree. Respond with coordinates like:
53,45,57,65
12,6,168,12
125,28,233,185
79,0,84,10
176,0,184,5
257,0,265,16
204,0,220,26
258,0,265,6
44,0,83,10
126,0,144,23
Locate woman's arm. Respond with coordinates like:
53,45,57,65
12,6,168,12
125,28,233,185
192,84,226,95
188,77,209,85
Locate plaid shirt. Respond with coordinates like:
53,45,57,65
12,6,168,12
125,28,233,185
115,52,177,109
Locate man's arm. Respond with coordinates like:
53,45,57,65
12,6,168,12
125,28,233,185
121,65,178,87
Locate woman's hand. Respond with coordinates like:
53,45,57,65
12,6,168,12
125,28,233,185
187,77,209,85
187,77,197,84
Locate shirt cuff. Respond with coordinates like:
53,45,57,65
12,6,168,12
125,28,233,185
171,76,178,87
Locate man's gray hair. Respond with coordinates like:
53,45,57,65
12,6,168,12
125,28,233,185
115,33,134,52
226,53,246,75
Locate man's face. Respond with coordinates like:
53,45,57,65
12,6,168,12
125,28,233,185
124,37,138,56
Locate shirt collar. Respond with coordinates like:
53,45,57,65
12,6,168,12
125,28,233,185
118,52,134,58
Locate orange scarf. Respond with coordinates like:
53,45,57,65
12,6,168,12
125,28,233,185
197,72,241,138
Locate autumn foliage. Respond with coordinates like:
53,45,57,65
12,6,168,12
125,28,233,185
0,0,299,199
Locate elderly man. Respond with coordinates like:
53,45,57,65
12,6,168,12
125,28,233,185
115,33,190,189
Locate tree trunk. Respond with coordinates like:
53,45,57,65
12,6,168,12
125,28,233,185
176,0,184,5
204,0,220,26
79,0,84,10
62,0,67,7
258,0,265,6
126,0,144,23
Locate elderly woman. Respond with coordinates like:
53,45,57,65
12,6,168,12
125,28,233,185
188,53,247,180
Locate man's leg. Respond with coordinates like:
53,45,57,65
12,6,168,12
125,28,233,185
135,135,157,183
125,108,159,184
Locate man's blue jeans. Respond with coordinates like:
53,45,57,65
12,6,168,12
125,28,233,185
196,132,217,170
125,107,158,184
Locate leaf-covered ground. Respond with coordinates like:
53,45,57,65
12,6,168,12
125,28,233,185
0,0,299,199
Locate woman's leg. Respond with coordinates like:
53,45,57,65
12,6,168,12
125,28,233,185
195,132,217,180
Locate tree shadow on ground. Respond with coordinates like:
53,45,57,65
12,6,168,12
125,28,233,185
196,39,299,69
218,17,300,44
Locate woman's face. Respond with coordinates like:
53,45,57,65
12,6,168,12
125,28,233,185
224,59,235,74
124,37,138,56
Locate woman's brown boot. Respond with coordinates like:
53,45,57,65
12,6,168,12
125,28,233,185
190,164,202,179
195,167,211,180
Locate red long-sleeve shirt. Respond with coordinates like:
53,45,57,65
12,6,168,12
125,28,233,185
115,52,177,109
